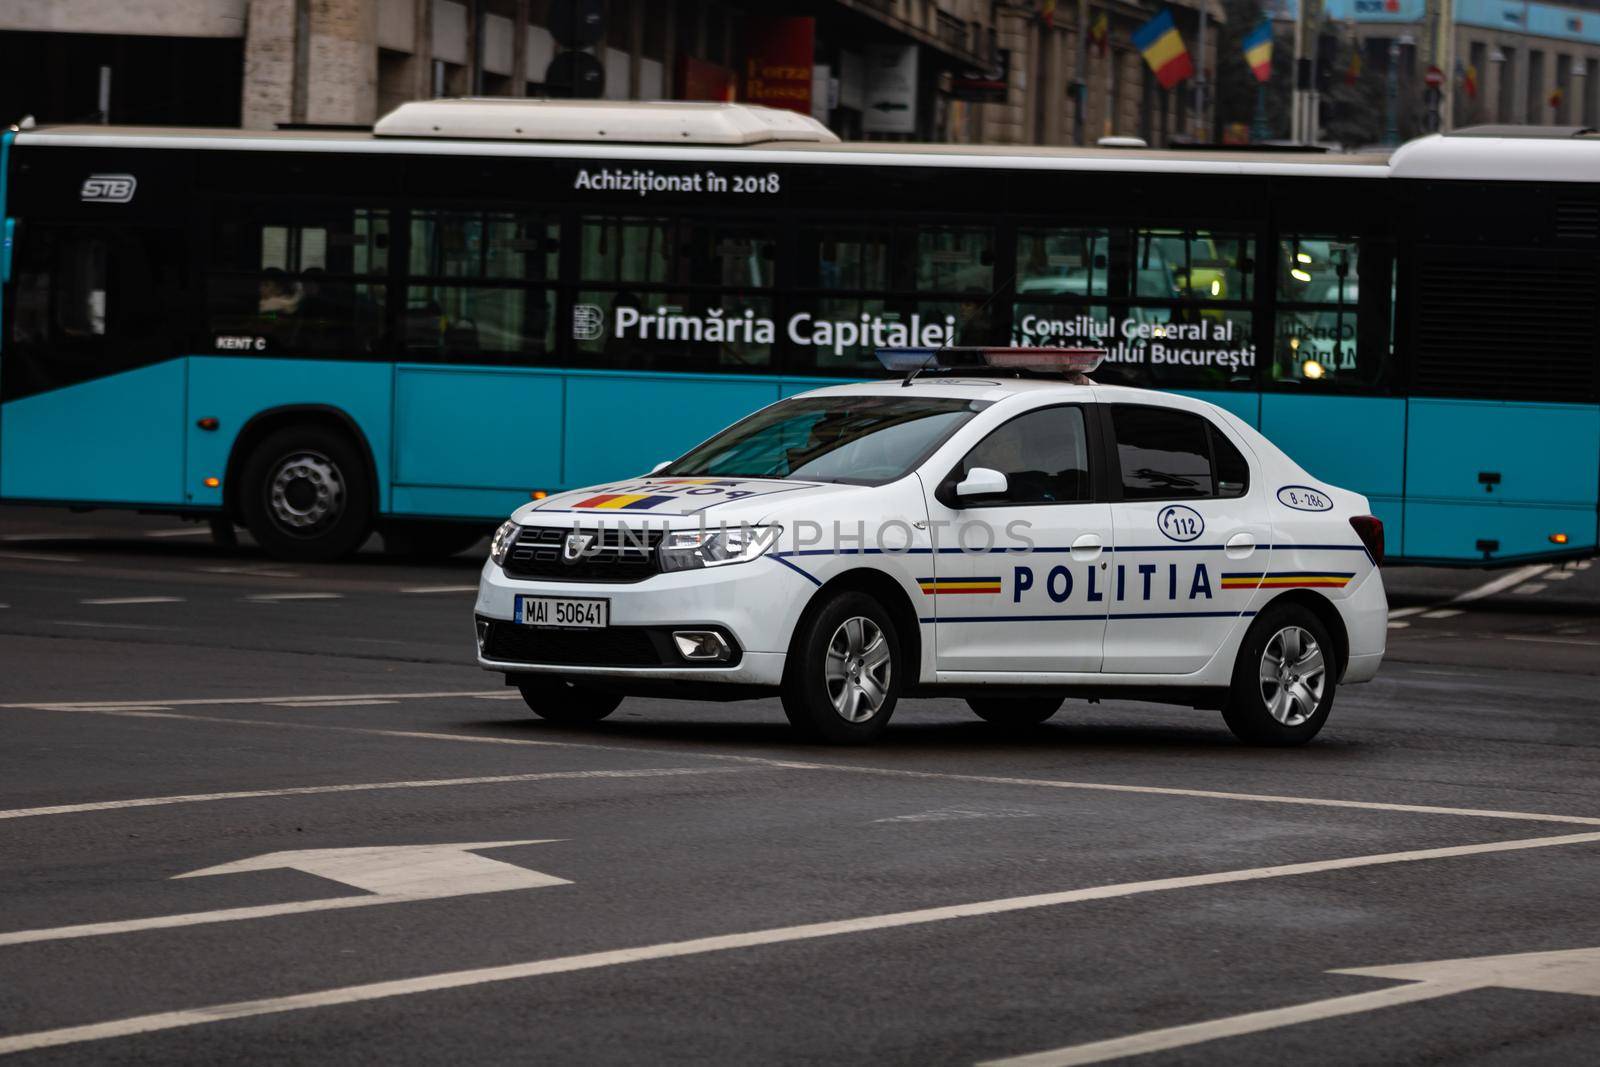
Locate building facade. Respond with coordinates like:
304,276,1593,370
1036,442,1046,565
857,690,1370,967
0,0,1240,147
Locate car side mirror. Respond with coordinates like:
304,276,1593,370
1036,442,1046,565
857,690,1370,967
954,467,1008,501
650,461,670,474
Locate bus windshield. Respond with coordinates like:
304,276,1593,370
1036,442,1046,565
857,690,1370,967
659,395,987,486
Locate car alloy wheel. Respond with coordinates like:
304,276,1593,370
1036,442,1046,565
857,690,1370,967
1258,625,1326,727
824,616,892,723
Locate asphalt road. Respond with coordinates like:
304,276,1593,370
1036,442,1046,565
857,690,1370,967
3,505,1599,1064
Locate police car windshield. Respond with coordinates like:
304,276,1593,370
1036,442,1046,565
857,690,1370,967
660,395,987,486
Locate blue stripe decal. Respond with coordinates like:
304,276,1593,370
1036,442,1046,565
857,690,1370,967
770,554,822,586
929,610,1257,624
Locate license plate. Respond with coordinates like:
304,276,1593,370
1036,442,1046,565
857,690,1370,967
514,595,609,629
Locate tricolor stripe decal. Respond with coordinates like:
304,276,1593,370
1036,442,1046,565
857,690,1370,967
570,493,677,510
918,577,1003,595
1220,571,1355,590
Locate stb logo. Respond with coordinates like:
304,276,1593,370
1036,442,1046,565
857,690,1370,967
562,531,595,562
80,174,137,203
572,304,605,341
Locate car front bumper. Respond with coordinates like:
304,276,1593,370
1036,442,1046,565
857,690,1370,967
474,557,809,686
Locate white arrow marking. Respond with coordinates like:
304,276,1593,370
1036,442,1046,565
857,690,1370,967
982,946,1600,1066
0,840,567,948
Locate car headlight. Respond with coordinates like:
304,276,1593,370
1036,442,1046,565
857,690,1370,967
489,520,520,566
658,525,781,572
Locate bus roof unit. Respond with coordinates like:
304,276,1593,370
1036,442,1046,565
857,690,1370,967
371,98,841,146
1390,130,1600,182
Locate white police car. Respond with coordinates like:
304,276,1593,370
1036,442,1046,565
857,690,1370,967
476,348,1386,745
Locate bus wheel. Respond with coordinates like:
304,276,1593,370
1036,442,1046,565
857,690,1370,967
380,520,487,560
966,696,1063,728
239,425,373,562
1221,603,1337,746
781,591,901,744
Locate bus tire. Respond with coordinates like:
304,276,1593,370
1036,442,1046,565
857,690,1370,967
517,679,624,725
966,696,1063,728
1222,602,1337,746
781,591,901,744
381,520,486,560
238,425,373,563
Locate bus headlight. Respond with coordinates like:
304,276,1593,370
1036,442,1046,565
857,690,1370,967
659,525,781,572
489,520,520,566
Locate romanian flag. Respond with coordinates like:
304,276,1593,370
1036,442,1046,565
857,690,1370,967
1345,48,1363,85
1550,86,1565,109
1041,0,1057,27
1132,10,1193,90
1090,11,1110,56
571,493,676,510
1243,21,1273,84
1463,63,1478,99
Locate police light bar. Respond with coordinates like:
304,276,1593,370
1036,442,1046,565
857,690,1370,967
876,346,1105,375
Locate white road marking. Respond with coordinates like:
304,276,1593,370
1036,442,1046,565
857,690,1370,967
983,983,1472,1067
0,533,95,542
1514,582,1548,595
268,699,399,708
1420,608,1462,620
0,604,9,609
1546,569,1575,580
985,945,1600,1066
0,767,739,820
1504,634,1600,648
0,840,568,948
245,592,343,602
874,808,1040,824
9,701,1600,829
0,550,83,563
4,831,1599,1056
200,565,300,578
1452,563,1550,603
79,597,185,606
470,692,526,700
1387,621,1410,630
1386,606,1429,619
144,528,211,538
49,620,177,632
399,585,478,594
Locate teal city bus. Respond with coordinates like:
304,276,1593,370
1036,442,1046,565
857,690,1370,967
1,101,1595,563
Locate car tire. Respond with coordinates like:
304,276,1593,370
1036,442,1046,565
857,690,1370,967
517,678,624,725
238,425,373,562
381,520,486,560
966,696,1063,728
1222,602,1338,746
781,591,901,744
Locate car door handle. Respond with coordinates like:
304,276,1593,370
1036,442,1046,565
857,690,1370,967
1071,533,1104,561
1225,532,1256,558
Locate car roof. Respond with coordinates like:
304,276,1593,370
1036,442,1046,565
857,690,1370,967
796,376,1199,409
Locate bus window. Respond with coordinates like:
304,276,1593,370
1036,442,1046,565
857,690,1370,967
6,224,188,400
1135,228,1252,301
405,210,558,362
580,216,673,285
207,202,390,357
1016,227,1110,298
906,227,993,292
1269,235,1388,388
797,225,890,290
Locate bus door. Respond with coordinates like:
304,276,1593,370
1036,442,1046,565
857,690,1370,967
1,220,191,506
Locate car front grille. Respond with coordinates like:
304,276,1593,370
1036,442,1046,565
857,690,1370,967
479,620,665,667
501,525,664,582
